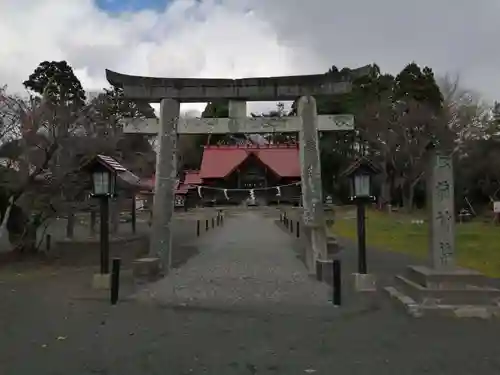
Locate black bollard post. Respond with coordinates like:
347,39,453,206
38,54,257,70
290,220,293,233
196,220,200,236
296,221,300,238
221,213,224,225
110,258,121,305
332,259,341,306
206,219,209,231
217,213,220,226
316,260,323,281
212,217,215,228
357,201,368,274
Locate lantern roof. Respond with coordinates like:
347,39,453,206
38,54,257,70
341,157,380,178
81,154,127,173
81,154,142,190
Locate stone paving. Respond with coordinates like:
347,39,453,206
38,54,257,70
134,211,333,312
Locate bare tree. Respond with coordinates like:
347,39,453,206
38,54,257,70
437,73,490,150
0,84,122,252
359,98,452,211
357,98,399,210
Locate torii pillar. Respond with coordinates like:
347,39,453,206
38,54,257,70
297,96,327,269
150,98,179,268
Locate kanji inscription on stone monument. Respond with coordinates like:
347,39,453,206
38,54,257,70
429,153,455,268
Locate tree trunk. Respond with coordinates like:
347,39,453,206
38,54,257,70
402,179,419,213
379,179,392,211
15,211,41,254
66,211,75,239
23,222,39,254
0,197,14,253
90,211,96,236
402,191,413,212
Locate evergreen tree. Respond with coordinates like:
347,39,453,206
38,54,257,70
23,60,86,109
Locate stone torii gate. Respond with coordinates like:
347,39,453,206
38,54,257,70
106,68,368,273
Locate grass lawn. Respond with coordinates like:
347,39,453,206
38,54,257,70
333,208,500,278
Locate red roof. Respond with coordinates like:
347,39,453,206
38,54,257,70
140,177,154,191
184,170,202,185
176,182,189,195
199,144,300,179
140,176,189,195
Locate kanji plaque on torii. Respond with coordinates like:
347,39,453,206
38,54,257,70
106,67,370,273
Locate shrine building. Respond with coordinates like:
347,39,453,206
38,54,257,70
142,143,301,207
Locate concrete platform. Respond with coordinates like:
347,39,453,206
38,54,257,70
394,275,500,305
316,259,333,283
353,273,377,292
386,286,500,319
407,265,489,288
386,265,500,318
132,257,163,283
92,273,110,290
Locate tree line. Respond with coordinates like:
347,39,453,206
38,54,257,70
183,63,498,215
0,59,497,252
0,60,157,253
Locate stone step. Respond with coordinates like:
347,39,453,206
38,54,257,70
394,274,500,306
406,265,489,289
385,286,500,319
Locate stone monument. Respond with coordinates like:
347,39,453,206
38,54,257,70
386,146,500,318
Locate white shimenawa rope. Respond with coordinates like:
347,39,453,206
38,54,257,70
186,181,300,193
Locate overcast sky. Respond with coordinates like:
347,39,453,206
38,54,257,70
1,0,500,115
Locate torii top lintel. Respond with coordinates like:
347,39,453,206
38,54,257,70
105,65,371,103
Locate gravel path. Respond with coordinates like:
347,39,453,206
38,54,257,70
134,211,332,312
4,210,500,374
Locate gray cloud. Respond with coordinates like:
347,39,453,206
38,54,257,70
1,0,499,114
246,0,500,101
